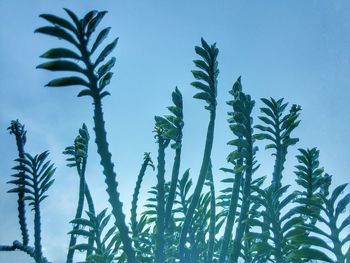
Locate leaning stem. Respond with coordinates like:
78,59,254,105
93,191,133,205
179,109,216,261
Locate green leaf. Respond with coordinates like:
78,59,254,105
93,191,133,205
287,247,333,262
91,27,111,54
40,48,81,60
39,14,77,34
97,57,116,78
35,26,78,46
46,76,89,87
87,11,107,37
37,61,84,73
193,92,212,103
95,38,118,65
77,89,94,97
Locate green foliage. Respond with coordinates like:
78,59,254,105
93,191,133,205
255,98,301,189
247,185,304,262
70,209,120,263
1,8,349,263
8,151,55,211
7,120,30,246
36,9,136,262
291,177,350,262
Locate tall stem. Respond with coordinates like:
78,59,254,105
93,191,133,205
165,147,182,229
93,97,136,262
230,131,253,262
218,156,243,263
207,160,216,263
10,122,29,246
155,138,166,263
33,166,43,263
179,109,216,261
66,158,86,263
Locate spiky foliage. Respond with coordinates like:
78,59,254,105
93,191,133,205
69,209,121,263
255,98,301,190
247,185,305,262
7,120,30,246
63,124,94,262
178,38,219,261
155,87,184,231
291,176,350,262
35,9,136,262
8,151,55,263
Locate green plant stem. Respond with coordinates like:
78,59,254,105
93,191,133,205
230,135,253,262
33,170,43,263
79,40,136,262
93,96,136,263
131,155,151,239
165,147,182,229
155,138,166,263
179,109,216,261
11,124,29,246
218,156,243,263
84,181,95,260
207,161,216,263
66,158,87,263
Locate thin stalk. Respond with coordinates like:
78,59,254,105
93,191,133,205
33,166,43,263
207,160,216,263
230,132,253,262
131,154,152,239
218,156,243,263
79,40,136,262
66,157,87,263
155,137,167,263
93,96,136,262
9,121,29,246
84,181,95,260
179,109,216,261
165,147,182,230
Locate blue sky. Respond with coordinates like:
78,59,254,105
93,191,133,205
0,1,350,262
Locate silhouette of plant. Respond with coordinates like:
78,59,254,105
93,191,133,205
1,8,349,263
35,9,136,262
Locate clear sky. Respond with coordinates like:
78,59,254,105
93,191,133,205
0,1,349,262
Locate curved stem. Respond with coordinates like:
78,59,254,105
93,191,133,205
179,109,216,261
131,155,151,239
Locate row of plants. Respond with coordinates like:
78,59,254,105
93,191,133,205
0,8,349,263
